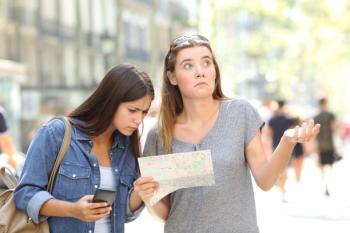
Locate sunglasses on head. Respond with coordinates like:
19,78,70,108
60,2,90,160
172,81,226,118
171,35,210,48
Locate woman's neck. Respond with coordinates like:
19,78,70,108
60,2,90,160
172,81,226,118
178,98,220,124
92,126,114,145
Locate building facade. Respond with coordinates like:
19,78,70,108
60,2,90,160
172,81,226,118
0,0,191,151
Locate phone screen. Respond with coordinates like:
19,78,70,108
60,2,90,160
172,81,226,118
92,189,117,206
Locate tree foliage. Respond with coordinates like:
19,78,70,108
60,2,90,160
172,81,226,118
210,0,350,116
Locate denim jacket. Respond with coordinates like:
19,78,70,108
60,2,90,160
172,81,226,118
14,119,143,233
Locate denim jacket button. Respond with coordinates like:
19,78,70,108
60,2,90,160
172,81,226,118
88,230,92,233
72,174,76,178
114,169,118,172
93,163,97,167
94,185,98,189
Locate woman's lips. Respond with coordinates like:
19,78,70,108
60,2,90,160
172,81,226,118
195,82,208,87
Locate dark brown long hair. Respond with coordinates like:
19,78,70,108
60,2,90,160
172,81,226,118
69,64,154,158
159,36,227,153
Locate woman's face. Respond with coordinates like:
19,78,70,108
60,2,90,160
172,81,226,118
113,95,152,136
168,45,216,100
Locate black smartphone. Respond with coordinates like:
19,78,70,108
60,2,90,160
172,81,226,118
92,189,117,206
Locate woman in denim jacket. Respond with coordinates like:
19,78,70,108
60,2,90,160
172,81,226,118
14,64,154,233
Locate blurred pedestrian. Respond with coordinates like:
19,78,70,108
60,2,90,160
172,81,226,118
14,64,154,233
0,106,21,190
267,100,295,200
340,121,350,147
314,97,337,196
290,117,305,184
133,35,320,233
0,106,17,168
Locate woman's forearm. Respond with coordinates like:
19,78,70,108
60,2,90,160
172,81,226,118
39,199,76,218
144,197,170,222
129,189,143,212
129,189,170,221
255,136,296,190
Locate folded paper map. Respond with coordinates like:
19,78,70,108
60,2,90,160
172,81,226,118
138,150,215,206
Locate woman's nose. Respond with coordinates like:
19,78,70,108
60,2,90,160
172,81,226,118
133,113,143,125
195,65,205,78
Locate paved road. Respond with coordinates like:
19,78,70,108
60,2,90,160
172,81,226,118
126,142,350,233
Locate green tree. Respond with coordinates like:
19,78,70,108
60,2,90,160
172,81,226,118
203,0,350,117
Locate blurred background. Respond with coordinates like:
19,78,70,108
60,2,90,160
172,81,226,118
0,0,349,232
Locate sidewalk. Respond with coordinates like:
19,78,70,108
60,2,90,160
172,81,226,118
126,143,350,233
256,148,350,233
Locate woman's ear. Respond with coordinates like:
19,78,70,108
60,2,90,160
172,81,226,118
167,71,177,85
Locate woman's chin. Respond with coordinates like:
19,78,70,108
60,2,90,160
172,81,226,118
119,129,136,136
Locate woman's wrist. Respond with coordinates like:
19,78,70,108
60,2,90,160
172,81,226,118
66,201,77,218
281,135,297,148
129,189,144,211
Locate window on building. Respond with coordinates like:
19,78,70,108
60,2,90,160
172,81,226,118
63,45,76,86
103,0,116,36
38,43,57,86
20,37,37,86
41,0,57,20
40,0,58,36
60,0,77,39
123,18,149,61
94,54,105,83
79,0,90,33
91,0,103,35
79,52,91,86
21,0,38,26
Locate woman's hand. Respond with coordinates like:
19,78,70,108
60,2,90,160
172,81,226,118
70,195,112,222
284,120,320,143
133,177,159,203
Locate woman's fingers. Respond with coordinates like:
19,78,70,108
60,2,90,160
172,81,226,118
305,121,312,141
302,120,320,141
134,177,159,190
284,120,321,143
133,176,159,201
134,176,154,186
73,195,112,222
91,206,112,215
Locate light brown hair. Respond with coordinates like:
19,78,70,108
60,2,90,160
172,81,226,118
159,36,227,153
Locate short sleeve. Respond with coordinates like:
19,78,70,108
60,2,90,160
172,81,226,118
142,126,158,157
244,102,264,146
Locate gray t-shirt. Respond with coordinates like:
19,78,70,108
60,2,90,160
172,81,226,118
143,99,264,233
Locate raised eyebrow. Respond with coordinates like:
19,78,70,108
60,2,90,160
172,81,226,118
179,58,192,65
201,55,212,61
180,56,212,65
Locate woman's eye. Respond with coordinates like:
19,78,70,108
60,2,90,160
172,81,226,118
128,109,137,113
203,60,211,67
183,63,192,69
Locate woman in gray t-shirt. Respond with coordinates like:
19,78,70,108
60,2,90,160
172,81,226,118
133,35,320,233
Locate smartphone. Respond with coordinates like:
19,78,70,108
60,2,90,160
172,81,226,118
92,188,117,206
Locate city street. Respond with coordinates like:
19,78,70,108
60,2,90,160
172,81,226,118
1,1,349,233
126,142,350,233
